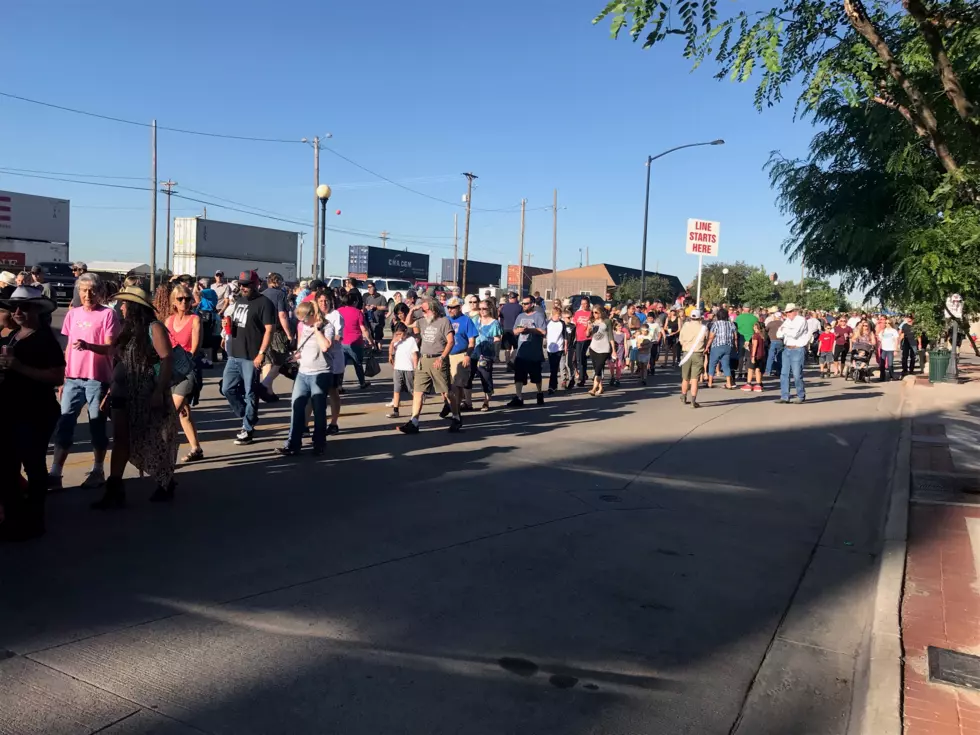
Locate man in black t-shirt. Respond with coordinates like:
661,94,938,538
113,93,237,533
223,271,275,445
257,273,293,402
901,315,918,374
363,281,388,343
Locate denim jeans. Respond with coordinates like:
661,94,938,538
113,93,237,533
766,339,784,376
708,344,732,378
879,350,895,380
343,343,366,387
287,372,330,450
222,357,259,432
780,346,806,401
55,377,109,450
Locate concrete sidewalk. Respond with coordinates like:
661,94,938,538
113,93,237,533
902,377,980,735
1,360,909,734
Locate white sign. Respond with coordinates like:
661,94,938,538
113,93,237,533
686,219,720,257
946,293,964,319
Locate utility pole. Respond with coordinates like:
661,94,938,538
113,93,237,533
579,248,583,268
586,247,589,266
518,198,526,297
551,188,558,299
453,214,458,286
150,120,157,292
161,180,177,276
461,172,477,294
313,138,320,277
298,232,304,280
380,230,388,249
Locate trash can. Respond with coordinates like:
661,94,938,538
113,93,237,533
929,349,951,383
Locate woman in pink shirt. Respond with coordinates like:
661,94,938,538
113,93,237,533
336,290,377,390
165,284,203,462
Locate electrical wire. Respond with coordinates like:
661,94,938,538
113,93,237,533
0,91,304,144
0,166,149,180
0,169,153,192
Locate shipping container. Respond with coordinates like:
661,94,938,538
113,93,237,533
348,245,428,281
506,264,552,296
0,190,70,244
172,254,297,283
173,217,298,265
440,258,501,288
0,240,69,269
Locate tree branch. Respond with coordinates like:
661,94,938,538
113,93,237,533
873,95,931,139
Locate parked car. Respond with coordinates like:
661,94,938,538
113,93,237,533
414,282,451,299
33,261,76,305
359,277,414,309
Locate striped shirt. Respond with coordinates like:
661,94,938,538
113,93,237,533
709,320,737,347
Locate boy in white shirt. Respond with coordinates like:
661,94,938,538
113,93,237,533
878,319,900,381
387,322,419,418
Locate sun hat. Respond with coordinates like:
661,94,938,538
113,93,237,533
113,286,156,311
0,271,16,287
784,302,799,312
0,285,57,314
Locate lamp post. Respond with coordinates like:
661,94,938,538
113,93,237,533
639,139,725,302
316,184,332,278
722,267,729,300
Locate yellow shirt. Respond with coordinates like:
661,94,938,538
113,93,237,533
684,305,694,317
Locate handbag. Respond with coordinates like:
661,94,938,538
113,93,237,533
364,349,382,378
151,323,193,386
279,328,317,382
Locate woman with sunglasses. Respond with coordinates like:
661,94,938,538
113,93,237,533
0,287,64,540
587,305,613,396
471,299,502,411
165,284,204,463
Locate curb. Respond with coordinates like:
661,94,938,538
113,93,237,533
850,375,914,735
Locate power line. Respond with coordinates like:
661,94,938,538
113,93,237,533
0,91,303,144
0,166,148,180
0,169,153,192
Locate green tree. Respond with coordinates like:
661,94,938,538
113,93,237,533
593,0,980,194
685,260,756,306
741,269,778,309
615,275,673,303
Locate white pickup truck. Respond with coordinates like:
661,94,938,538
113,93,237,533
358,277,415,309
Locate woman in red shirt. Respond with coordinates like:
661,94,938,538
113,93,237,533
336,290,378,390
165,284,203,462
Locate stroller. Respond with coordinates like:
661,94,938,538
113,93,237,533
844,343,874,383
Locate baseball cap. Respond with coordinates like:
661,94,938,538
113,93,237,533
689,309,702,319
214,269,224,276
446,296,463,307
239,270,260,286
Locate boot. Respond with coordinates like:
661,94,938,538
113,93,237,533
91,476,126,510
149,479,175,503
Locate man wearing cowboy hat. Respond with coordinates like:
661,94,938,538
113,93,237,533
222,271,275,445
776,302,809,404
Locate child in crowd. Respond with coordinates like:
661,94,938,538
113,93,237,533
611,319,627,387
386,322,418,419
546,307,566,395
818,322,837,377
741,321,766,392
635,322,653,385
561,308,576,390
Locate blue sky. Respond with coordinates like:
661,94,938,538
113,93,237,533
1,0,817,287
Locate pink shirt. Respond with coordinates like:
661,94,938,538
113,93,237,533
336,305,366,346
166,314,199,352
61,304,119,383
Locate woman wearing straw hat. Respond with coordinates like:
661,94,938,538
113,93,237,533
0,286,64,541
73,286,179,507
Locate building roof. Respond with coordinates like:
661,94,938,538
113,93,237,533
86,261,152,275
541,263,684,296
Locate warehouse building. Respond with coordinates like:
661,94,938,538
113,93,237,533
529,264,684,302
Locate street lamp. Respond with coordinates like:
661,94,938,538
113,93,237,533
316,184,331,278
640,139,725,301
722,267,729,299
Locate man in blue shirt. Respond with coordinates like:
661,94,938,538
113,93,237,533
444,296,478,431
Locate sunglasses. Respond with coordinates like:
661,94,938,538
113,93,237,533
175,296,192,302
522,302,532,306
479,307,490,311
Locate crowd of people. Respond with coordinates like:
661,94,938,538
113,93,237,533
0,267,937,542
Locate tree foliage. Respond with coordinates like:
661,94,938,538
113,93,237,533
614,275,674,303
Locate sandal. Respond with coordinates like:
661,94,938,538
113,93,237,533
181,448,204,463
480,400,490,412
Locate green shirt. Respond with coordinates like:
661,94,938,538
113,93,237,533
734,312,759,342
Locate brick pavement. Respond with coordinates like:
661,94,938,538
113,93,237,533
903,381,980,734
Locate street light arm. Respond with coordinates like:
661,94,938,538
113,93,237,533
648,139,725,163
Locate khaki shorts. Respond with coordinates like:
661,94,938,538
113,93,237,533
449,353,471,388
680,353,704,382
416,355,450,395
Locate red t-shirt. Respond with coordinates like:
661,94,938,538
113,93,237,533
337,305,366,345
818,332,836,353
834,325,852,346
166,314,199,352
574,309,591,341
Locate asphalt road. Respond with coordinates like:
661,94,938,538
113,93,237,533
0,345,904,735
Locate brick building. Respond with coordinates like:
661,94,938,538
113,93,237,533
529,264,683,302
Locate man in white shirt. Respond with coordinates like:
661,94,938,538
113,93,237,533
806,311,823,361
847,312,861,330
776,303,809,404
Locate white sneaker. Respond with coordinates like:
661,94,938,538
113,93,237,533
81,469,105,488
385,401,395,407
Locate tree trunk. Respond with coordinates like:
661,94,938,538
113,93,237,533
903,0,980,144
843,0,961,177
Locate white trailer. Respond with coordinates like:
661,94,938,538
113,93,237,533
0,190,70,244
172,253,297,283
0,240,69,270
